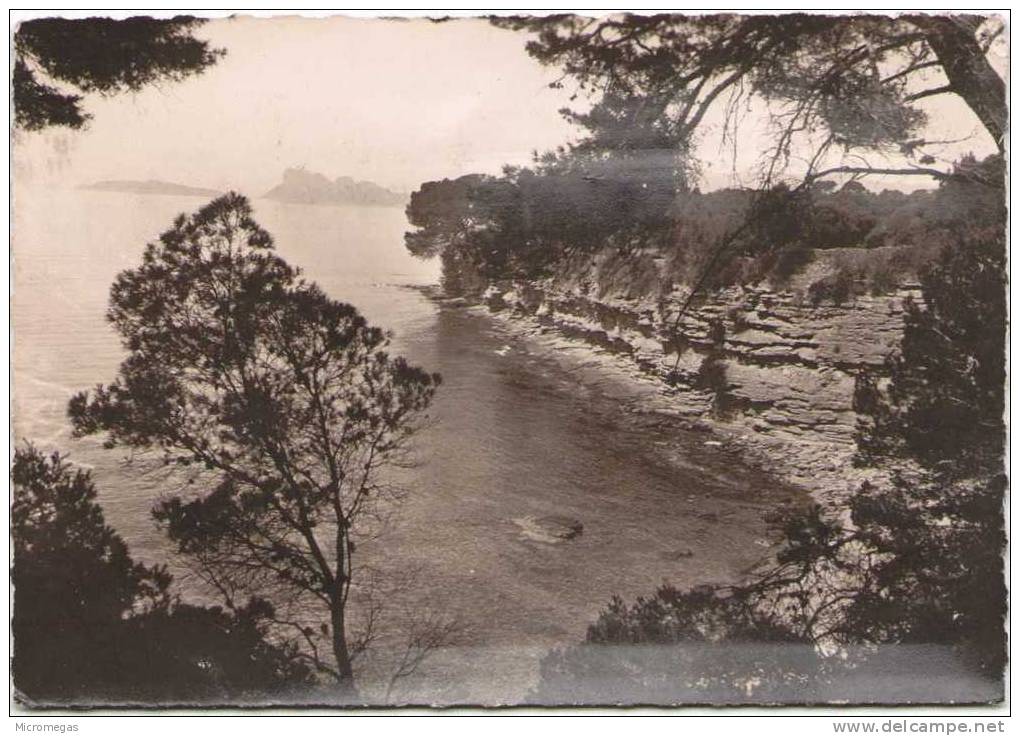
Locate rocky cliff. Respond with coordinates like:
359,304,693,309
477,247,918,501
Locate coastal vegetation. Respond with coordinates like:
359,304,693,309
12,444,311,704
11,12,1007,706
404,12,1007,702
408,13,1005,300
67,194,442,698
406,154,1002,300
528,217,1006,702
494,14,1004,157
13,15,223,131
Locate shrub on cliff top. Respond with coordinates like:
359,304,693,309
407,154,1003,297
848,219,1006,680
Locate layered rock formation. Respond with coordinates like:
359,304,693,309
478,248,918,500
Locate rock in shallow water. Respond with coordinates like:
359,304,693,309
513,514,584,544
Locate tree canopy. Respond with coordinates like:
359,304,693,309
406,150,1002,298
11,445,311,704
69,193,441,696
404,154,676,292
13,15,223,130
493,13,1006,182
406,14,1005,320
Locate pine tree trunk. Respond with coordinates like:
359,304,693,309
331,594,357,699
919,16,1006,152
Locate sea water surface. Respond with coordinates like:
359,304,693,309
12,189,798,704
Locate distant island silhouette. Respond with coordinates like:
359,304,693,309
263,168,406,207
83,179,224,198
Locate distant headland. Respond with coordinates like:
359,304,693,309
82,170,407,207
82,180,224,198
263,168,406,207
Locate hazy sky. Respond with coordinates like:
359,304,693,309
14,13,1003,195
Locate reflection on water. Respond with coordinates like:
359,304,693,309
12,189,794,703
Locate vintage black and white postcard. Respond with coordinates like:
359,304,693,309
9,10,1009,711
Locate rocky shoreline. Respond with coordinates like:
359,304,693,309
414,247,913,510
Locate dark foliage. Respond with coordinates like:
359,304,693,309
14,15,223,130
12,60,87,130
405,173,526,291
408,153,1003,297
11,445,311,705
769,246,816,285
494,14,1005,156
532,181,1006,702
864,155,1005,249
854,224,1005,473
848,219,1007,679
405,146,678,294
417,13,1005,298
531,586,823,705
119,599,313,704
69,194,440,693
456,14,1005,307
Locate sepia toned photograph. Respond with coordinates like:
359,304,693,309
9,10,1008,711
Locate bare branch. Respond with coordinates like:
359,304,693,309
805,164,960,183
905,84,954,102
881,59,940,85
384,611,466,704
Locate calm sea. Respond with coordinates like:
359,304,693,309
12,189,787,703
